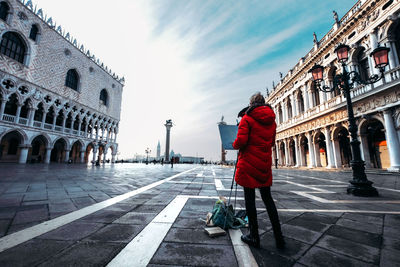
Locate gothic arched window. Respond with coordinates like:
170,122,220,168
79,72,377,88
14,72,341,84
0,2,10,21
0,32,27,64
100,89,108,106
65,69,79,91
29,25,39,41
357,48,370,81
278,105,283,123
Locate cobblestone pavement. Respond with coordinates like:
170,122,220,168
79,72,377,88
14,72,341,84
0,163,399,266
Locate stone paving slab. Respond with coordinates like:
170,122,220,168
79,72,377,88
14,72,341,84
149,242,238,267
0,165,399,266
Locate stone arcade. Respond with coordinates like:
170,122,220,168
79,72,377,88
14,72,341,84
0,0,124,164
267,0,400,172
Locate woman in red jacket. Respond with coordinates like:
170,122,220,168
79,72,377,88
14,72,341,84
233,92,284,249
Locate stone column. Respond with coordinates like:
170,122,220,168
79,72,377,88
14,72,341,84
274,141,282,165
27,108,34,126
95,126,99,140
293,96,298,117
64,149,70,163
165,121,173,162
41,111,47,128
282,102,288,122
387,40,399,69
298,136,305,167
114,131,118,143
52,114,57,130
304,88,310,110
308,89,314,108
103,148,108,164
80,150,85,163
84,123,89,138
383,109,400,171
369,30,380,76
307,132,316,168
0,100,6,119
18,145,29,164
290,95,296,117
15,104,22,123
44,147,52,164
62,117,67,132
332,138,342,168
324,127,334,168
71,118,76,131
359,133,372,168
111,152,116,163
92,146,98,164
77,120,82,136
294,135,300,167
101,127,105,140
284,139,290,166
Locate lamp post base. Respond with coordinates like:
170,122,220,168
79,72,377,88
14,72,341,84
347,180,379,197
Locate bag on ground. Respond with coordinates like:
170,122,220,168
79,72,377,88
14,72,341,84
209,198,247,230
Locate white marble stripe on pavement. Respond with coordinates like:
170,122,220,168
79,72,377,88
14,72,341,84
107,195,189,267
229,229,259,267
0,167,198,253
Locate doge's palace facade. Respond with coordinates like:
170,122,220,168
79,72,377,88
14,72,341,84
0,0,124,164
267,0,400,172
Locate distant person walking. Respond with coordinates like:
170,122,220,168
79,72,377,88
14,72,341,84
170,157,174,168
233,92,284,249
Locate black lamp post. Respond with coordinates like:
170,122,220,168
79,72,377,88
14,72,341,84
309,44,390,197
145,148,151,165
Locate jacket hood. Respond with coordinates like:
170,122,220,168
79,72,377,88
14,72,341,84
246,105,275,125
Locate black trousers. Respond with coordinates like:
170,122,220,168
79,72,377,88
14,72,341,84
243,186,282,237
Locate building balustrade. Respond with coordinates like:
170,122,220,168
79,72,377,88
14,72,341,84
2,114,15,122
1,113,117,145
277,67,398,131
18,118,28,125
33,121,42,128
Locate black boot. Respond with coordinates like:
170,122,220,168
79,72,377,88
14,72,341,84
241,219,260,248
273,225,285,249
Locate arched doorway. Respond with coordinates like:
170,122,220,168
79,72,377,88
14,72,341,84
289,139,296,166
300,136,309,167
29,135,48,163
98,144,105,164
360,119,390,169
279,142,286,166
51,138,67,163
0,130,24,162
336,128,352,167
314,132,328,167
70,141,82,163
85,143,94,164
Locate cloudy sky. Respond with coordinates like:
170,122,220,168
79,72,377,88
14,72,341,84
33,0,355,161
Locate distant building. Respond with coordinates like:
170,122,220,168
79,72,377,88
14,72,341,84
0,0,124,164
267,0,400,171
156,140,160,160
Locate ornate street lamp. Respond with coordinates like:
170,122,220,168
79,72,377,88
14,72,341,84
145,147,151,165
309,44,390,197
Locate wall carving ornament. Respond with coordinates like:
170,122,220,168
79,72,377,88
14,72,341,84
276,110,348,140
276,89,400,141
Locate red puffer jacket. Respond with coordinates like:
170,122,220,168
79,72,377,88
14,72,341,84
233,105,276,188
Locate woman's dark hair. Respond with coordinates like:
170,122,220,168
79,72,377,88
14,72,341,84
249,92,265,106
